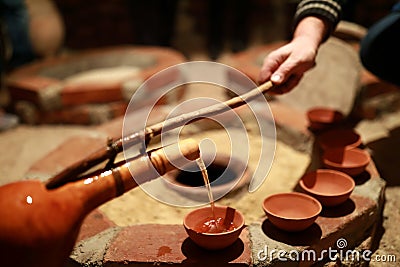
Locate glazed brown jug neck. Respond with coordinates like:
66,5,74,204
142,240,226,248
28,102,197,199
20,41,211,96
0,139,199,267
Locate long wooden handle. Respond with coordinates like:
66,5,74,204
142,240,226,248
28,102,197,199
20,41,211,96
145,81,274,135
45,81,274,189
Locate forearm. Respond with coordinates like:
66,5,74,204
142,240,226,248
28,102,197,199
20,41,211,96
292,16,329,49
258,0,346,92
294,0,345,40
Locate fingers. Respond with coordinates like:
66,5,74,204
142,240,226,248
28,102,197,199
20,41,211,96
258,46,290,84
258,37,319,95
259,54,310,94
268,73,304,95
272,52,316,84
258,47,317,94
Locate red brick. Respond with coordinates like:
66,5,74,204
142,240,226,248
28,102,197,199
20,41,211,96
316,195,377,236
6,46,186,111
77,209,116,242
61,83,125,106
26,136,106,179
7,75,60,94
104,224,251,266
15,100,128,125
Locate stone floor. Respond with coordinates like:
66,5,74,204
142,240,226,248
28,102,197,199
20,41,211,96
356,113,400,267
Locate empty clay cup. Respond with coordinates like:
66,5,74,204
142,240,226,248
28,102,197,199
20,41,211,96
323,148,371,176
262,192,322,232
299,169,355,207
183,205,245,250
318,128,362,151
307,107,344,130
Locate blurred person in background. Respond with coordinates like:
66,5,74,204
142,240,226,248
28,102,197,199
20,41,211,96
259,0,400,94
0,0,64,130
360,2,400,86
0,0,64,72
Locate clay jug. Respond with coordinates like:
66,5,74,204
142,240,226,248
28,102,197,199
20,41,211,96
0,139,199,267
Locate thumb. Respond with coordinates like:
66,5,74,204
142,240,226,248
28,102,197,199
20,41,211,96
271,73,283,84
270,58,299,85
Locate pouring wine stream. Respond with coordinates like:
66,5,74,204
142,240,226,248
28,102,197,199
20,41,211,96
194,157,235,233
196,157,215,217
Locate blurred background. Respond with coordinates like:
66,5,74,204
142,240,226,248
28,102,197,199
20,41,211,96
1,0,398,69
1,0,398,113
38,0,397,55
51,0,395,55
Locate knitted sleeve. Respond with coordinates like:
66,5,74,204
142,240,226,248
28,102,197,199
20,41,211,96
293,0,346,37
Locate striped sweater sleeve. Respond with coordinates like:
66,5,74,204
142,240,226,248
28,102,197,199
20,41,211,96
293,0,346,37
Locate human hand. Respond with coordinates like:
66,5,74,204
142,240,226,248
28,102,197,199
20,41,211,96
258,37,318,94
258,17,328,94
